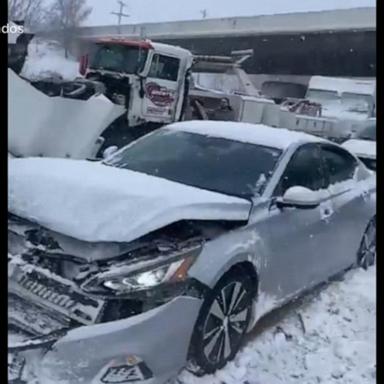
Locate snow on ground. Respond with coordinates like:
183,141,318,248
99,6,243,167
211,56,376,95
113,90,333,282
177,265,376,384
21,38,79,81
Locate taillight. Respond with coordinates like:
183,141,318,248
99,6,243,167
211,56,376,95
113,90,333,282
79,54,89,76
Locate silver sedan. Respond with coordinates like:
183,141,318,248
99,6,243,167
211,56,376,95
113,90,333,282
8,121,376,383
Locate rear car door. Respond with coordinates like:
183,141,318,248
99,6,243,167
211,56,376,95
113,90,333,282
319,144,376,272
253,144,333,298
142,53,181,123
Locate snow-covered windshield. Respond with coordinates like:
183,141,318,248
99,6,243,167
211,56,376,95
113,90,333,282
104,129,282,198
357,124,376,141
90,44,148,73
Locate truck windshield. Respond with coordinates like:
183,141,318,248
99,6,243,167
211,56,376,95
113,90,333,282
306,89,339,103
307,89,373,116
90,44,148,73
103,129,282,198
341,92,372,114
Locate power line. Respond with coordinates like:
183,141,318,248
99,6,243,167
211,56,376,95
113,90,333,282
111,0,130,34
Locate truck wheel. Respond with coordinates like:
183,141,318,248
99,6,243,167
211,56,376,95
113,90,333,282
189,269,255,374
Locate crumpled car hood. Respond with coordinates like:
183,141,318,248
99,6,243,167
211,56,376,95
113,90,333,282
8,158,251,243
8,69,126,159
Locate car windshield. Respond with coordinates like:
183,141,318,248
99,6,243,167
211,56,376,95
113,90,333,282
90,44,148,73
104,129,282,198
357,124,376,141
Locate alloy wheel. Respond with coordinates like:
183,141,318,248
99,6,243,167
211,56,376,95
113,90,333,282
359,219,376,270
202,281,252,364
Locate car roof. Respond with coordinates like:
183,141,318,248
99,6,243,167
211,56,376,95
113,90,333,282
167,121,326,150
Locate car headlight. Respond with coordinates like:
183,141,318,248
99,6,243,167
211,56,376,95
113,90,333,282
81,245,201,297
103,256,194,292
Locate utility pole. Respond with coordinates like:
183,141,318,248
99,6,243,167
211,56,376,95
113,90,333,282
111,1,130,35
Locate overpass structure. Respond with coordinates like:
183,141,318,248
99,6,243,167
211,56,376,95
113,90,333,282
76,7,376,78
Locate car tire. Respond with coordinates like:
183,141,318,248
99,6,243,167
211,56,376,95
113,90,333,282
189,268,255,375
357,217,376,270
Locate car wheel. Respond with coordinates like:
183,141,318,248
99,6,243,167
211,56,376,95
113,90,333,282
189,268,255,374
357,217,376,270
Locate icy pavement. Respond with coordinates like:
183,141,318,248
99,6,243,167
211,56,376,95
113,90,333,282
21,38,79,81
177,266,376,384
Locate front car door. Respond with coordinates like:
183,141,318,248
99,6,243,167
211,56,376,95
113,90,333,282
318,143,376,273
250,143,334,303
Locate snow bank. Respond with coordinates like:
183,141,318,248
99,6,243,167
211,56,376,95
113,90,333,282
178,266,376,384
21,38,79,81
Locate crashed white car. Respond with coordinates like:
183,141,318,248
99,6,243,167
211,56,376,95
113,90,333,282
8,121,376,384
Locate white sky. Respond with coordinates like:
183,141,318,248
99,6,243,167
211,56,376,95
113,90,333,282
83,0,376,26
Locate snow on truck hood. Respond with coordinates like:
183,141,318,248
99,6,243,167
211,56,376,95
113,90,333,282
8,158,251,243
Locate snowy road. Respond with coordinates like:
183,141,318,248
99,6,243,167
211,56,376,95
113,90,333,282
178,266,376,384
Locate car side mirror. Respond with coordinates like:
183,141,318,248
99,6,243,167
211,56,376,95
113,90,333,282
103,145,119,159
276,186,322,209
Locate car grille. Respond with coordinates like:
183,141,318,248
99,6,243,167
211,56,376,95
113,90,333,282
9,262,105,326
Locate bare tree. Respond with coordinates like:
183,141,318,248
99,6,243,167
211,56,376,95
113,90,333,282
48,0,92,57
8,0,47,29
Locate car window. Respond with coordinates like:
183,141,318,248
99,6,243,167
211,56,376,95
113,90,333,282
149,54,180,81
321,145,357,186
274,145,325,196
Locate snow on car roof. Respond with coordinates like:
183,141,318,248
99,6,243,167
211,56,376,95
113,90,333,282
168,121,324,150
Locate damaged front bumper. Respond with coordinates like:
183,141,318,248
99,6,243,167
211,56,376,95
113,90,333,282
9,296,202,384
8,232,204,384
